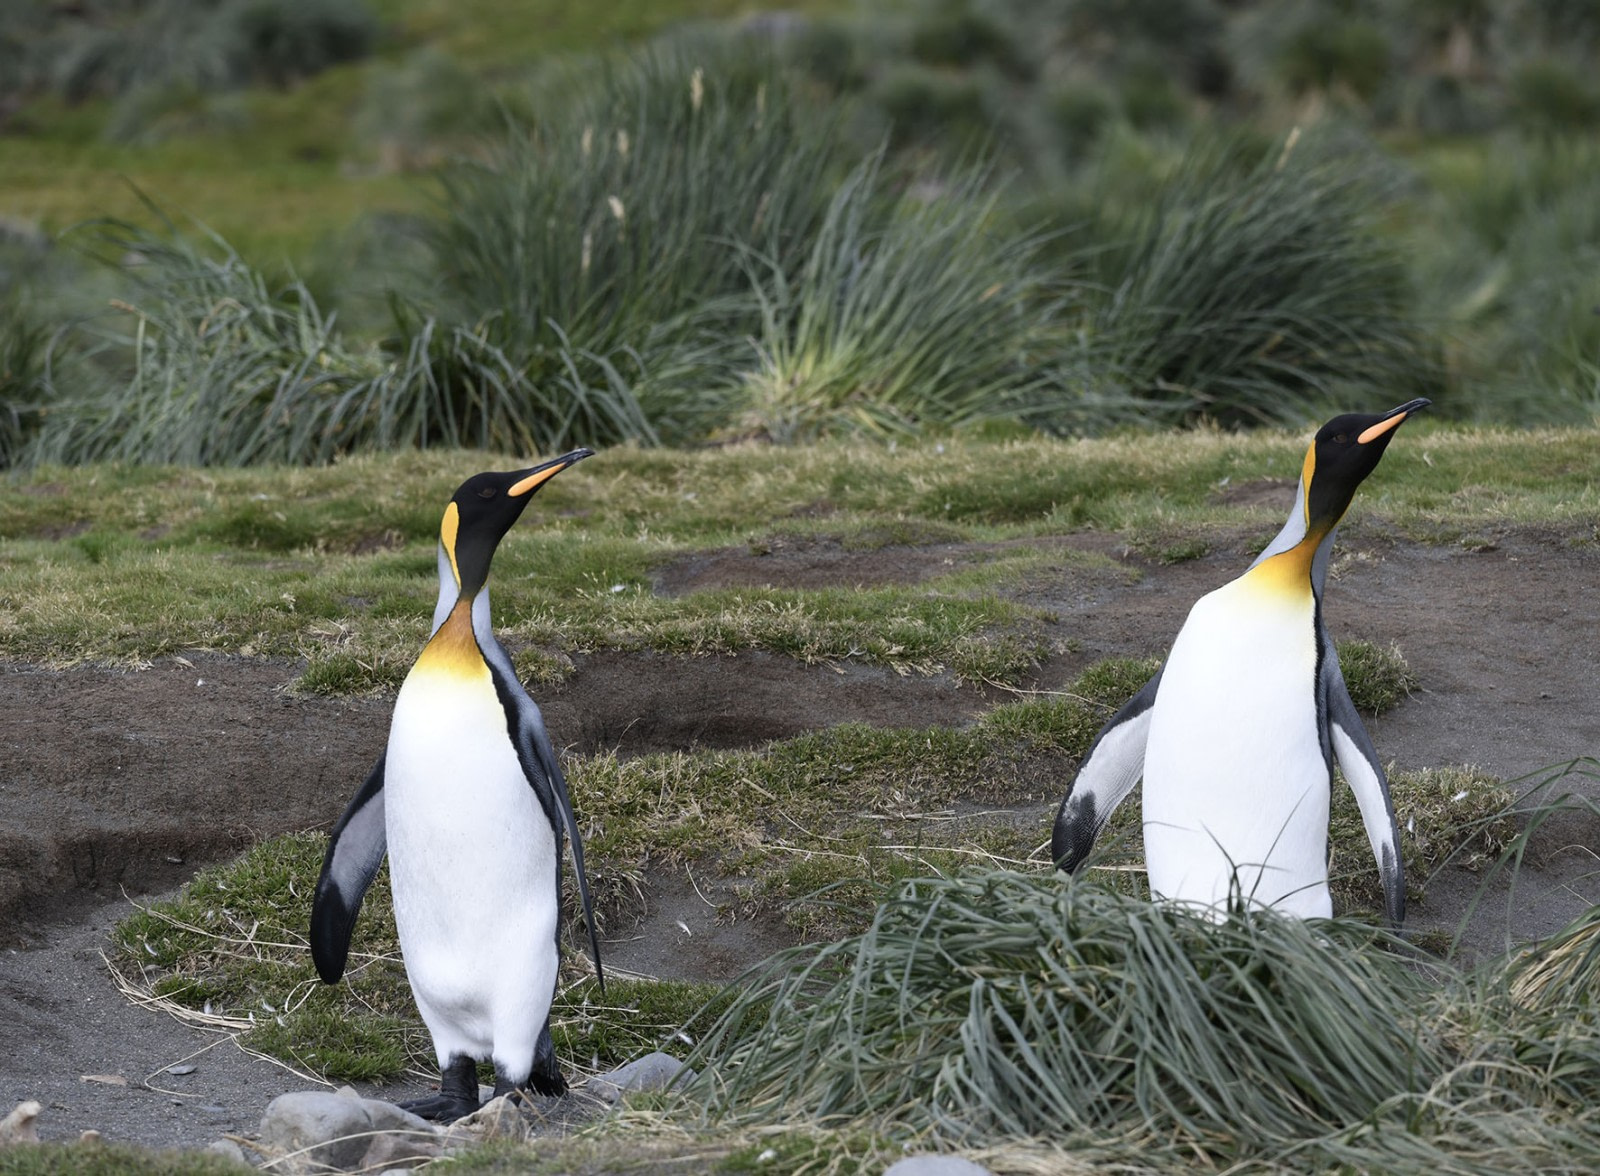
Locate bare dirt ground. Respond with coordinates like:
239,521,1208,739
2,522,1598,1150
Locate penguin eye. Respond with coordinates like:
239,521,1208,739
477,487,498,500
1331,433,1351,445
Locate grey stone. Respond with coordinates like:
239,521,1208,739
588,1052,696,1104
351,1096,436,1137
0,1101,41,1146
442,1094,530,1144
259,1090,376,1171
884,1158,996,1176
359,1129,445,1171
203,1138,251,1167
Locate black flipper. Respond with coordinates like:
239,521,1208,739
520,705,607,993
1321,645,1406,924
309,754,388,984
1051,668,1163,872
482,650,606,993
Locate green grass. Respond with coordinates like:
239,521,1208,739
0,0,832,265
1,431,1592,687
108,828,725,1085
1338,638,1419,714
8,0,1600,437
0,1146,245,1176
431,1129,892,1175
0,125,418,265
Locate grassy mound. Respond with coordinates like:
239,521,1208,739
683,869,1600,1173
691,873,1434,1142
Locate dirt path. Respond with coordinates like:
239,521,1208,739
2,525,1597,1148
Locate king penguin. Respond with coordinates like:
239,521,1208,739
1051,399,1430,922
310,449,604,1121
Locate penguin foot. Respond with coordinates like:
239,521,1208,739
493,1068,566,1102
404,1054,480,1122
399,1092,480,1122
506,1026,568,1099
528,1067,567,1098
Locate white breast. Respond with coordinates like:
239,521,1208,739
383,663,558,1058
1142,577,1331,918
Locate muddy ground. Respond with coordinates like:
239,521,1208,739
2,523,1598,1150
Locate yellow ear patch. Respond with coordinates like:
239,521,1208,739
440,501,462,587
1299,443,1316,527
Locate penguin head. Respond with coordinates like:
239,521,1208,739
1301,398,1429,532
439,448,594,597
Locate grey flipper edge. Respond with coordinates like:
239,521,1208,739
1050,669,1163,873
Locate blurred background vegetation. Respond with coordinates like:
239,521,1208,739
2,0,1598,468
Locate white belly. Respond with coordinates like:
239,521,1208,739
385,665,558,1065
1142,579,1331,918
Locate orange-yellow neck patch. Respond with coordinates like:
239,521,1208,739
414,598,489,680
1242,536,1319,600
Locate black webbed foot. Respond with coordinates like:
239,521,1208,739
491,1025,567,1102
401,1054,480,1122
399,1092,480,1122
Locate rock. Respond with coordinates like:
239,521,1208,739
359,1129,444,1171
261,1088,442,1173
78,1130,102,1144
588,1052,696,1104
443,1094,529,1144
259,1090,378,1171
334,1088,435,1137
0,1101,41,1146
204,1138,251,1167
884,1157,996,1176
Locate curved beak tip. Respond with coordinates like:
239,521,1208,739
1357,398,1431,445
508,448,596,497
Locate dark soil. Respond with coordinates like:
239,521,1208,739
2,525,1597,1149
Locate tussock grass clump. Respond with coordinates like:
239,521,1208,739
1330,765,1514,910
1417,140,1600,422
29,220,383,467
421,47,845,447
685,869,1600,1172
688,872,1437,1150
1337,637,1418,714
1036,131,1437,431
26,215,660,467
9,0,376,107
730,158,1052,442
0,294,51,470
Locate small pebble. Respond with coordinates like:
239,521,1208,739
884,1157,996,1176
